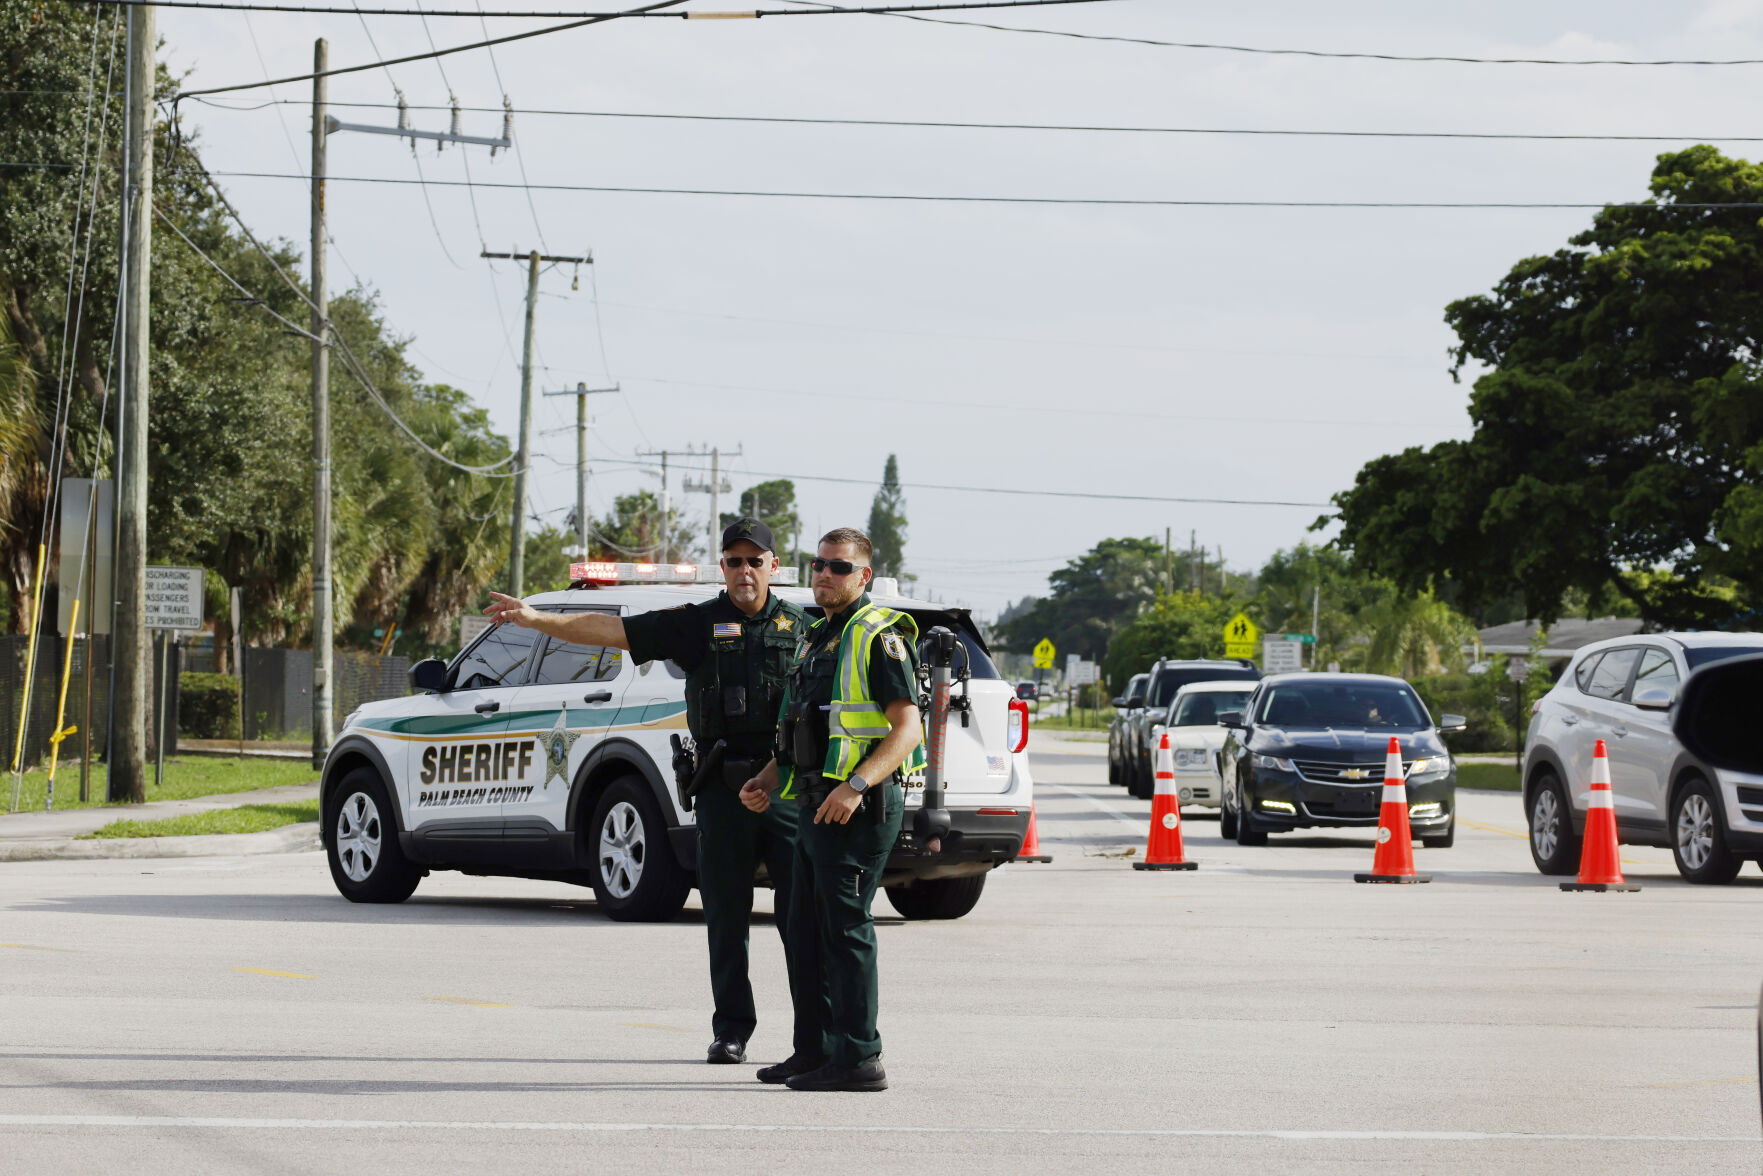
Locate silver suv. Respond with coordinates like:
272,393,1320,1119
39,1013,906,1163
1523,632,1763,883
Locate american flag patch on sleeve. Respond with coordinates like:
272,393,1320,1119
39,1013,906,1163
713,622,742,638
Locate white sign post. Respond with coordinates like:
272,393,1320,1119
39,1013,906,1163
459,614,492,650
1263,635,1305,674
143,566,205,632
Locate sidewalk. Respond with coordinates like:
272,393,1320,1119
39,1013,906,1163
0,782,320,862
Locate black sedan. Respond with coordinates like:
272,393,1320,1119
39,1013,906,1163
1218,673,1463,848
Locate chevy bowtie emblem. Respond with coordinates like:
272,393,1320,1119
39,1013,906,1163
1342,768,1369,780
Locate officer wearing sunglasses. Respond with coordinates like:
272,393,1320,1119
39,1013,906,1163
484,518,813,1071
738,527,925,1092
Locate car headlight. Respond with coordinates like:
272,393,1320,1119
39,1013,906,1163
1174,748,1207,767
342,708,362,731
1407,757,1450,780
1253,753,1296,773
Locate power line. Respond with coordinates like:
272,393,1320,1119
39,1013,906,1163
89,0,1111,17
182,169,1763,209
587,456,1330,508
185,97,1763,143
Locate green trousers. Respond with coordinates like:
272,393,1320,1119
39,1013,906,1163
694,781,817,1052
788,784,904,1068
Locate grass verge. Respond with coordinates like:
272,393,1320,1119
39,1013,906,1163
4,756,316,814
1458,761,1521,791
81,800,321,839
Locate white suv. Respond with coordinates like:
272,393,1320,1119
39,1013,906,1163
1523,631,1763,883
319,569,1036,921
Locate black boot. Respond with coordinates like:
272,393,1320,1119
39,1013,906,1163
706,1038,746,1064
756,1051,827,1084
784,1057,887,1092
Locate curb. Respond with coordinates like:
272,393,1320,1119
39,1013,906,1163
0,822,321,863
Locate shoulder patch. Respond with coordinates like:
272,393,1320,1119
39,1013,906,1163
880,633,908,661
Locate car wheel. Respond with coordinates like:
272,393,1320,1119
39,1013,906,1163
325,767,421,904
1526,770,1580,876
588,775,692,922
1421,817,1455,850
1127,757,1151,800
1219,792,1238,840
885,874,986,920
1671,776,1743,885
1234,784,1268,846
1107,746,1120,785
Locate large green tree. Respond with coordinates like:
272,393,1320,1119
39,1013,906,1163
1331,147,1763,629
1102,591,1242,689
721,478,802,560
866,454,909,579
997,537,1164,661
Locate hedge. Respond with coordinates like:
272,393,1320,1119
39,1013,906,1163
179,673,241,740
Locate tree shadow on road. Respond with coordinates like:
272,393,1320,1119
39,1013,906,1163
5,891,763,927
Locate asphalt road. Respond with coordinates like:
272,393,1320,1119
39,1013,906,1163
2,738,1759,1174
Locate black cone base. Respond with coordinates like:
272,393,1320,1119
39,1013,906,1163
1560,881,1641,892
1354,873,1432,884
1133,860,1198,871
1016,855,1052,863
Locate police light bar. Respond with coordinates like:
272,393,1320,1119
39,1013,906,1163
569,561,799,586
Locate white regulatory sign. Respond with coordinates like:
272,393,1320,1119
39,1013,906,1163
459,614,492,650
1262,637,1304,673
144,566,205,632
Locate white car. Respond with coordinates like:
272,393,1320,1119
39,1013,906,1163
1147,680,1258,808
319,566,1035,922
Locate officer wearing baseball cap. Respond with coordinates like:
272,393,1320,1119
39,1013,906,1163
484,518,812,1068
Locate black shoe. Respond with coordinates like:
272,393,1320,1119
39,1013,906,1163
784,1058,887,1092
706,1038,746,1064
756,1052,827,1084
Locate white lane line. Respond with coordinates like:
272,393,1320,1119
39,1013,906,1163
1044,781,1146,836
0,1116,1752,1143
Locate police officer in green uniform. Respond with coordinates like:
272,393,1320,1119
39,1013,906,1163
739,527,924,1092
484,518,813,1068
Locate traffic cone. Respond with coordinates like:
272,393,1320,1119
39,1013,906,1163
1015,805,1052,863
1354,736,1432,884
1134,733,1197,871
1561,739,1640,892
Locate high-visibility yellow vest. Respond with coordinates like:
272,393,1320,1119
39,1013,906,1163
779,601,926,794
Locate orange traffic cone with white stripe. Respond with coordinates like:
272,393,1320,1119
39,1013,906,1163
1354,736,1431,884
1134,733,1197,871
1015,805,1051,863
1561,739,1640,892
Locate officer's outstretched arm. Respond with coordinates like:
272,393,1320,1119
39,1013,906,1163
483,591,631,649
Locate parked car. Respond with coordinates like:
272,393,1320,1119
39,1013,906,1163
1146,680,1257,809
1219,673,1461,847
1523,632,1763,883
1015,681,1039,701
1108,673,1149,785
1123,658,1261,799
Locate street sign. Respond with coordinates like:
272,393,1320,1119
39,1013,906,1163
460,614,492,649
1263,638,1304,673
1222,613,1259,660
1069,659,1100,686
143,566,204,632
1032,638,1057,669
1506,659,1531,683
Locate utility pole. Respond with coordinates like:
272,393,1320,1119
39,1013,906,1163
481,248,592,596
683,446,738,560
1164,526,1172,595
111,0,154,804
636,449,678,560
543,383,618,556
308,38,333,770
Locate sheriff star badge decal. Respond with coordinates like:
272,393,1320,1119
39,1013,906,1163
535,704,581,788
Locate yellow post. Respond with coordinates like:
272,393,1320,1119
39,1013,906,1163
9,542,50,811
45,599,81,810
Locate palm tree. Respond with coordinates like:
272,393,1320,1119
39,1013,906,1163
0,313,46,634
1362,592,1474,679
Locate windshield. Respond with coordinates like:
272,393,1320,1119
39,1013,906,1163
1149,664,1258,707
1685,645,1763,670
1170,690,1253,726
1257,681,1430,730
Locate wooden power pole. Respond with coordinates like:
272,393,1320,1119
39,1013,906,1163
309,38,334,769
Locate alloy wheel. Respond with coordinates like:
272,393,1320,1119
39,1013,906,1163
1677,792,1715,871
1531,787,1560,861
335,791,382,883
599,800,647,900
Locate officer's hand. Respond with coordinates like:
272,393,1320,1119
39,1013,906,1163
739,780,771,813
483,591,537,627
815,783,862,825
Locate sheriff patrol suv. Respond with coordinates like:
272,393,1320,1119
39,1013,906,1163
318,564,1035,923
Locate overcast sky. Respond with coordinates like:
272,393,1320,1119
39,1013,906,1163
155,0,1763,618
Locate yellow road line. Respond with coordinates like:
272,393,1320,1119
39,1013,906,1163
425,996,509,1008
232,967,314,979
0,943,80,953
616,1022,691,1033
1458,819,1669,867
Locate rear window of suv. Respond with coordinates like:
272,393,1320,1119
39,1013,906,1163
1685,645,1763,670
1149,665,1258,707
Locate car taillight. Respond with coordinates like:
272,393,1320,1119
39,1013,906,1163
1530,700,1543,716
1007,699,1030,753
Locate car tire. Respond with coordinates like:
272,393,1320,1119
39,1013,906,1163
885,874,986,920
587,775,692,922
1219,794,1238,840
1234,786,1268,846
1128,757,1151,800
1526,769,1580,876
1671,775,1744,886
1107,748,1120,785
325,767,421,904
1421,818,1455,850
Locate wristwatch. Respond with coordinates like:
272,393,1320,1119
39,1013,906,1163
846,772,870,795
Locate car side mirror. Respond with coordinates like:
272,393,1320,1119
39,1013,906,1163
1632,688,1674,712
409,657,448,693
1217,710,1244,729
1111,696,1127,708
1128,696,1145,710
1438,713,1468,733
1673,655,1763,772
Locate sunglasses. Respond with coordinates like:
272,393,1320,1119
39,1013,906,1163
811,557,868,576
722,555,769,569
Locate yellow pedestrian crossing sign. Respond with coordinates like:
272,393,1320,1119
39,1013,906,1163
1222,613,1259,660
1032,638,1057,669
